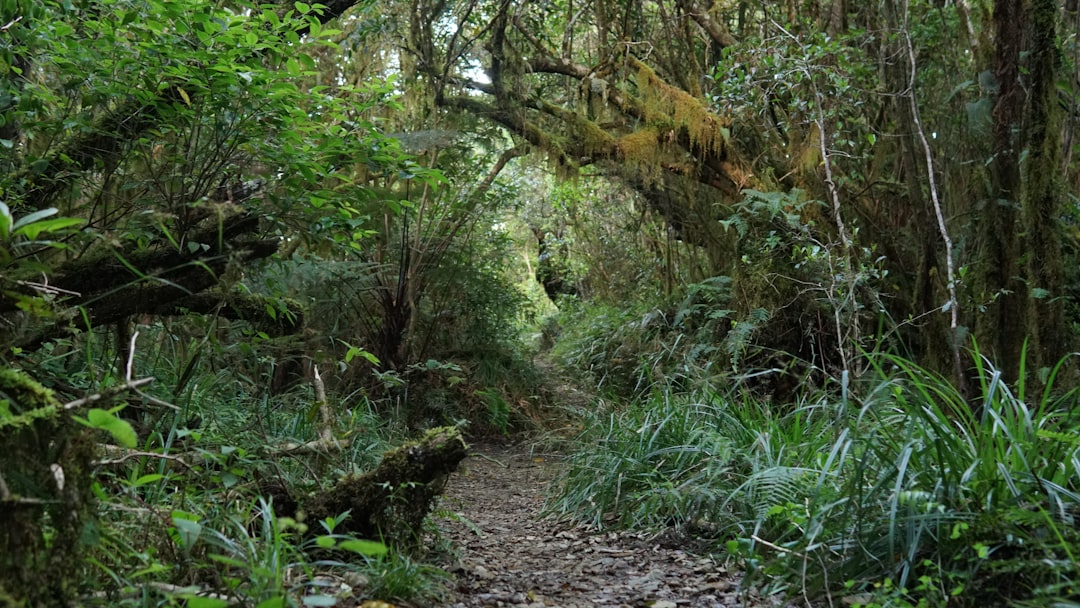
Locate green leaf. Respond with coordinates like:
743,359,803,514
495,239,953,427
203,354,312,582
207,554,247,568
172,517,203,548
12,207,58,231
85,408,138,448
345,346,380,365
314,535,336,548
185,597,229,608
337,538,388,556
295,2,311,13
132,473,166,486
0,202,12,241
14,217,83,241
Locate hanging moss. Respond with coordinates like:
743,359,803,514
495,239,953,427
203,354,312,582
616,128,665,184
0,368,97,607
579,118,616,156
795,122,822,180
631,57,727,159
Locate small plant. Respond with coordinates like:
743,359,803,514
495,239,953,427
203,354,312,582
475,388,511,435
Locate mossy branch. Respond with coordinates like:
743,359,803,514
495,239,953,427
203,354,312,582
301,426,468,549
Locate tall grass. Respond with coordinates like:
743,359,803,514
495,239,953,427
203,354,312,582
79,322,449,605
551,351,1080,605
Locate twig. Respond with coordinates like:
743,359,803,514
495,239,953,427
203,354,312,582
15,277,80,297
94,447,194,470
470,452,509,468
62,377,155,410
275,437,352,456
771,19,859,377
125,330,138,381
1,16,23,32
313,365,333,444
900,2,964,390
750,534,804,557
131,388,181,411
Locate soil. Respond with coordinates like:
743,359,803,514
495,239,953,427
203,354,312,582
433,442,773,608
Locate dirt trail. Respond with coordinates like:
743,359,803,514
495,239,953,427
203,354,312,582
434,443,761,608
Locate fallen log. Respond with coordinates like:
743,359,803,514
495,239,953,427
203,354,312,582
300,426,469,549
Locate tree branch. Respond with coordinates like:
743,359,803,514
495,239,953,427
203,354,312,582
674,0,737,50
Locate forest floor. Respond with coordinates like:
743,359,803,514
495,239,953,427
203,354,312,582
432,441,777,608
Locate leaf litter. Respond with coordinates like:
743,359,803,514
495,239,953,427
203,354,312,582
433,442,781,608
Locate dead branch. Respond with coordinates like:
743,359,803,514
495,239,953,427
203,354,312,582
62,378,157,411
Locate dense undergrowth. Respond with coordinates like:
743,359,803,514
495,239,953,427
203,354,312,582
4,310,536,606
548,305,1080,606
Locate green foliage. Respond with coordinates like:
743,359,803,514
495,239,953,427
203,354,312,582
254,212,542,432
73,324,448,605
74,407,138,448
552,346,1080,606
547,183,894,404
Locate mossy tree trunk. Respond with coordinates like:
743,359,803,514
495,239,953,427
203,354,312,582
973,0,1027,381
973,0,1070,380
0,370,96,607
1021,0,1069,373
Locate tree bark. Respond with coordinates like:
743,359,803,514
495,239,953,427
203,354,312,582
973,0,1025,380
2,212,296,350
1021,0,1069,371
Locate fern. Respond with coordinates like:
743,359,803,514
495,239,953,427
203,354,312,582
738,465,815,521
724,307,771,367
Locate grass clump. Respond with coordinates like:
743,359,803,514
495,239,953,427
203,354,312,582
550,349,1080,606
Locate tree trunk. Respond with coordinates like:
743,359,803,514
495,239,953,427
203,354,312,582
1021,0,1069,372
973,0,1026,380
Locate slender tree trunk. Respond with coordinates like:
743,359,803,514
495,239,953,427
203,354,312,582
973,0,1025,380
1021,0,1069,371
827,0,847,35
882,0,951,374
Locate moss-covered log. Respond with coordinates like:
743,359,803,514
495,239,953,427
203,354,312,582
3,211,302,351
301,427,468,549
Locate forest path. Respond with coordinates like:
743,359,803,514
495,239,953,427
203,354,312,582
432,442,763,608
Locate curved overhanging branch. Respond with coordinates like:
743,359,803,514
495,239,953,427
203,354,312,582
674,0,738,51
412,0,759,248
451,50,742,190
437,96,578,169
